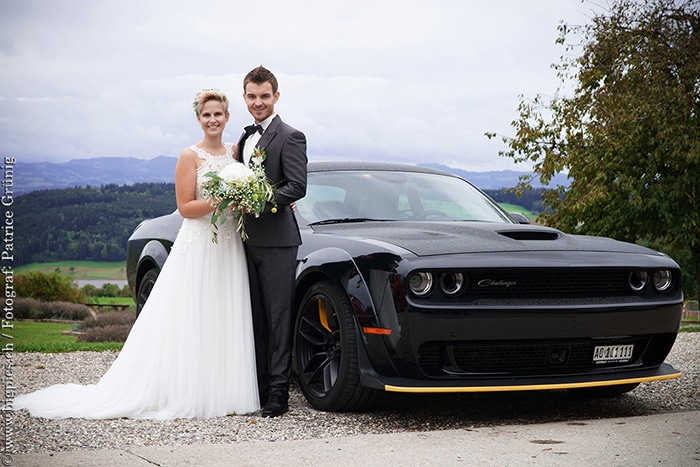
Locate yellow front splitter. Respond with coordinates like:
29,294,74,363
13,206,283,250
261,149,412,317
384,370,682,393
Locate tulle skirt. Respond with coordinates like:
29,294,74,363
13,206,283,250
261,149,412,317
14,215,260,419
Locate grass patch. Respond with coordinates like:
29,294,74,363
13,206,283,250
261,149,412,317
84,297,134,306
499,203,537,220
7,321,124,353
15,261,126,281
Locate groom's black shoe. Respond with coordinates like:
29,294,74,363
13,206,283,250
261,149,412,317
262,393,288,417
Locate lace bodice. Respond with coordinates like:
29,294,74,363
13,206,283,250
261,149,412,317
190,143,236,200
172,143,239,246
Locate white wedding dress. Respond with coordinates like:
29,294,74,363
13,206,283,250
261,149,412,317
14,144,260,419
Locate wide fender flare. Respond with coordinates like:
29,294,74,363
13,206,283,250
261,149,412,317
138,240,170,276
296,246,404,382
296,247,379,327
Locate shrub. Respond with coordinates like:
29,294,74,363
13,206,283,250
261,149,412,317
77,324,133,343
15,271,83,303
13,297,91,320
80,311,136,329
13,298,44,320
81,284,98,297
76,311,135,343
43,301,92,321
79,283,133,298
96,283,121,297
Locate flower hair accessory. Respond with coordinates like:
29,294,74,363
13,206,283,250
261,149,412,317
192,88,227,114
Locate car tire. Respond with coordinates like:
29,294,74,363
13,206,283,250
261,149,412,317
294,280,380,412
136,268,159,317
569,382,640,398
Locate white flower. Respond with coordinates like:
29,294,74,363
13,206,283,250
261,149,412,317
201,158,277,243
250,146,267,166
218,162,253,182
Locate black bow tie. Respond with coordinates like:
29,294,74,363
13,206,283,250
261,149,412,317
244,124,264,137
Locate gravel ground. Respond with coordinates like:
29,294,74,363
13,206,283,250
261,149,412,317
9,332,700,454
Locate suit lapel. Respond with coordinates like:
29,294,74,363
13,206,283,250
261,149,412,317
239,115,282,164
257,115,281,149
236,131,248,164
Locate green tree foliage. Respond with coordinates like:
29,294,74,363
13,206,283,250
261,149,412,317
484,188,549,214
86,282,131,298
14,183,176,266
489,0,700,299
14,271,83,303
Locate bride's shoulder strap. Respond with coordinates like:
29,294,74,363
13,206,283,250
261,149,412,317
189,145,210,161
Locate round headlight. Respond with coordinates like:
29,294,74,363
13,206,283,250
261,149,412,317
653,269,673,292
439,272,465,296
408,272,434,296
628,271,649,292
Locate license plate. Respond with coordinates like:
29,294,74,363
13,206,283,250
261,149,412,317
593,344,634,364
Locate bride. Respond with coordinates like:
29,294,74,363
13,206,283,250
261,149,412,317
14,89,260,419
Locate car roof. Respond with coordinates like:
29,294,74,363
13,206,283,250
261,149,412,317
307,161,458,177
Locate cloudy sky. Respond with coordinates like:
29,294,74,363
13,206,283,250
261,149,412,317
0,0,596,171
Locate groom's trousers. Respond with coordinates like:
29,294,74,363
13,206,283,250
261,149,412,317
245,244,298,399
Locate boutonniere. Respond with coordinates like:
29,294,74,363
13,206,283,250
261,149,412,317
250,146,278,214
250,146,266,167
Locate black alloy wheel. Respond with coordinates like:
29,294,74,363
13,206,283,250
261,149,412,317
294,280,380,412
136,268,159,317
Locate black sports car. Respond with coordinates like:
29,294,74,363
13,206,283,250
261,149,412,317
127,162,683,412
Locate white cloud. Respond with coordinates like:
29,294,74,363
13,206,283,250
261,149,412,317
0,0,595,171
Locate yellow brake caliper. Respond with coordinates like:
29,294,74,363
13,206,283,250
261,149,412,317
318,297,332,332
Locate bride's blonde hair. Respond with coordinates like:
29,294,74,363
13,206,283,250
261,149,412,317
192,88,229,117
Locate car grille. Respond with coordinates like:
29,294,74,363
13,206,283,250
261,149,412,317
463,269,629,297
417,334,676,377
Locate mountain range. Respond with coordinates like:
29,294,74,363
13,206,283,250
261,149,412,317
15,157,570,196
16,156,178,195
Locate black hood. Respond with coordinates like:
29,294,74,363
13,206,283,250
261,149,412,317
310,221,660,257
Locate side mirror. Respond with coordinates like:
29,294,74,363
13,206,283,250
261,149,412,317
509,212,530,224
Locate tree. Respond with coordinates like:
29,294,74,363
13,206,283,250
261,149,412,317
15,272,83,303
489,0,700,299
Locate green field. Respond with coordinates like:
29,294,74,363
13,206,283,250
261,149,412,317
499,203,537,220
15,261,127,281
84,297,134,306
6,321,124,353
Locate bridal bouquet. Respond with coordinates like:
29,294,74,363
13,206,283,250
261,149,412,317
201,147,276,242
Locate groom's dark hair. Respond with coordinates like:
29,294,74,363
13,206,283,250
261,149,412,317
244,66,279,94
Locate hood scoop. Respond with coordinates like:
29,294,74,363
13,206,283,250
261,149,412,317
498,230,560,241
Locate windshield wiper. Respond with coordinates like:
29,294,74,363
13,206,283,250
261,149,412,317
308,217,383,226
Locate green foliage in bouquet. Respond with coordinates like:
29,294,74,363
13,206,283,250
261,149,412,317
201,147,276,242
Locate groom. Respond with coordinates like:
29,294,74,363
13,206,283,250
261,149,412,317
237,66,308,417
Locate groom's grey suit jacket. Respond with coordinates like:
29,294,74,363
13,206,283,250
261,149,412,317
237,115,307,247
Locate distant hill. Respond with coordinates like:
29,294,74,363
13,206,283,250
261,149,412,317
15,156,570,196
16,156,178,195
421,164,570,190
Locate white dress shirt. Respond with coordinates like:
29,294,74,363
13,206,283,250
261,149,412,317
244,114,276,161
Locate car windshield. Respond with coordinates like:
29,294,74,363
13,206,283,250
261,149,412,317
296,170,512,225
